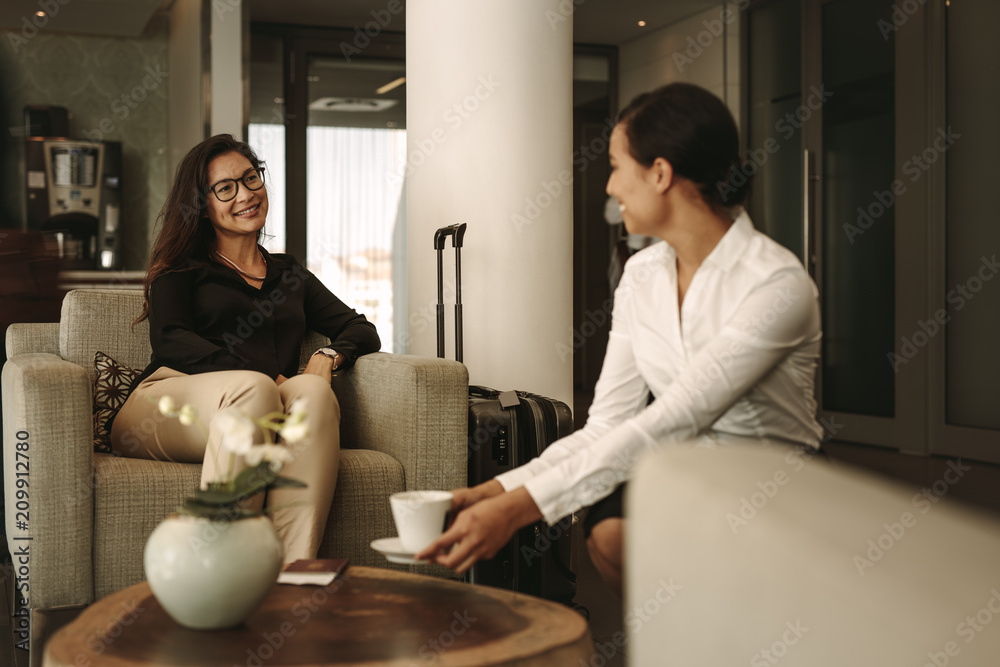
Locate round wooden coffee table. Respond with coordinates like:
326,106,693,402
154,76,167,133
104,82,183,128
42,566,593,666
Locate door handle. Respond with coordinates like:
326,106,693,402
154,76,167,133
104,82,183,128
802,149,819,275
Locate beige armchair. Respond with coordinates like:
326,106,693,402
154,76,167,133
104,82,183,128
627,441,1000,666
3,289,468,656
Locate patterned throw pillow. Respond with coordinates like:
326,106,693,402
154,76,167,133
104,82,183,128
93,351,141,453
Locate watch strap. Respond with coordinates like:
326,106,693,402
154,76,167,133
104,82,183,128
313,347,340,366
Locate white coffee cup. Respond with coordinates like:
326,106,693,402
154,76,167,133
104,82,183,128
390,490,453,553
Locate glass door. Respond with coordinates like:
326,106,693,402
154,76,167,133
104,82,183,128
277,29,406,353
746,0,926,449
248,31,287,253
572,46,617,421
304,55,406,350
808,0,934,450
811,0,896,424
930,0,1000,463
745,0,802,261
747,0,999,462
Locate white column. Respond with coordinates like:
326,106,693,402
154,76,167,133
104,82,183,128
167,0,246,174
168,0,205,177
209,0,244,139
406,0,574,407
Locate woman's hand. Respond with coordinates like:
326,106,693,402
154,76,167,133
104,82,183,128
449,480,505,520
302,353,336,383
275,374,289,386
415,487,543,574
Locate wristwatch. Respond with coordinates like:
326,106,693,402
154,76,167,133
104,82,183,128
313,347,341,369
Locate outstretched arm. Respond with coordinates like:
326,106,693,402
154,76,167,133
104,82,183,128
302,266,381,368
418,268,818,573
521,267,820,525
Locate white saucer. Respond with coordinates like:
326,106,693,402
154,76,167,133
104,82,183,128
370,537,424,565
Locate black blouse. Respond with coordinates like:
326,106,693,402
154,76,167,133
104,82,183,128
134,247,381,386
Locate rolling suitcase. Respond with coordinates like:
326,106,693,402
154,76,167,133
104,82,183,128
434,224,579,605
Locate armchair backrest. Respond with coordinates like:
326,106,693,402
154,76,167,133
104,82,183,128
57,289,330,379
60,290,150,382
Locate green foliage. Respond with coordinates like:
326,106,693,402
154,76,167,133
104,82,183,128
177,461,306,519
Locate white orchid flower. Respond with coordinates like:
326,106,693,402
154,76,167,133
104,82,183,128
178,404,198,426
245,444,294,472
288,397,308,420
281,421,309,445
158,396,178,417
281,398,309,444
211,408,255,455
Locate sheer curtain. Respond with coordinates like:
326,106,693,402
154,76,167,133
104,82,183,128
248,124,406,351
248,123,286,254
306,126,406,351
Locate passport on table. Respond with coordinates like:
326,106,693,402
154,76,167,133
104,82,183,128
278,558,349,586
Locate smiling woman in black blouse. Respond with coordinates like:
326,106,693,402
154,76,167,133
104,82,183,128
112,134,380,562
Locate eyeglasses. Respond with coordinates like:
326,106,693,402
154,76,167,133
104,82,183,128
209,167,266,202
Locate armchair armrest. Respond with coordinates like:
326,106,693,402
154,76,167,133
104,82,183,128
627,443,1000,665
5,323,60,358
3,353,94,610
331,352,468,492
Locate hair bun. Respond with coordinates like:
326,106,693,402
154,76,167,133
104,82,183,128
713,160,753,208
619,84,747,211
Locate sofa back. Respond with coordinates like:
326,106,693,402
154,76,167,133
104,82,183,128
628,442,1000,665
60,290,150,382
57,289,330,380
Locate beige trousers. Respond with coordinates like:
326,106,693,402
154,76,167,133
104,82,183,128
111,367,340,563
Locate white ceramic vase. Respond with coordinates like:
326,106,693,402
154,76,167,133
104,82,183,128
144,514,284,630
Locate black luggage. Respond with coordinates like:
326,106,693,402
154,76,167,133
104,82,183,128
434,224,579,605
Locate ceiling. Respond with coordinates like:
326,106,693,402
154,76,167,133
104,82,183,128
576,0,723,44
0,0,720,46
247,0,721,46
1,0,720,130
0,0,166,38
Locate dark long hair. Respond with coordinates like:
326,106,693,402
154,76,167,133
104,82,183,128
618,83,750,209
135,134,263,324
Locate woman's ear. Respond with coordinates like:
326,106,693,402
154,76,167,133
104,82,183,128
651,157,674,195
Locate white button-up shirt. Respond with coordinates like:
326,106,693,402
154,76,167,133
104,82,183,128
496,211,823,524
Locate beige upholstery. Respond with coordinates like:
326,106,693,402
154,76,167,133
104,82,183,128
3,289,468,613
627,442,1000,666
5,323,60,358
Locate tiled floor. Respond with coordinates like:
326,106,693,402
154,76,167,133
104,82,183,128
572,388,627,667
573,531,626,667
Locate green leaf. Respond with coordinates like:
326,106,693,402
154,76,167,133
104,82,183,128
231,464,277,495
268,476,307,489
203,481,233,493
179,461,306,520
190,488,245,505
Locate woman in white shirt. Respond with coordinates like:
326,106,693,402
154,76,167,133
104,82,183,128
417,83,823,595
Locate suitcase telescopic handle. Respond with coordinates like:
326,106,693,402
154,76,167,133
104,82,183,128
433,223,466,250
435,223,467,362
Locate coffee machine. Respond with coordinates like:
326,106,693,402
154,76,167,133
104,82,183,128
22,137,123,270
